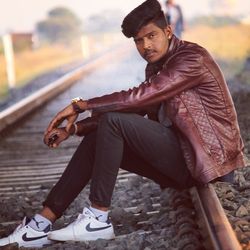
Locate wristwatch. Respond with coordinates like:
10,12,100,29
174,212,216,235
71,97,84,113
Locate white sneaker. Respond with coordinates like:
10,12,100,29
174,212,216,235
48,207,115,242
0,217,52,248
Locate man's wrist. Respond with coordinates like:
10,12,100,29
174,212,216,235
68,123,78,136
71,97,86,113
73,123,78,135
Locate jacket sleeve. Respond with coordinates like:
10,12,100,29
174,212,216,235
75,116,99,136
86,51,207,113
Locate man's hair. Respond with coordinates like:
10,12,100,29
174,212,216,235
121,0,168,38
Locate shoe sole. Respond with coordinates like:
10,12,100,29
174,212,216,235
19,241,53,248
48,232,115,242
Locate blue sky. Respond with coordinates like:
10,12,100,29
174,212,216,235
0,0,249,34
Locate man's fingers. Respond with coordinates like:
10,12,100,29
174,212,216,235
43,135,49,145
45,104,78,134
48,118,60,131
46,115,63,134
68,114,78,123
66,114,78,132
45,127,69,148
66,123,73,133
50,133,67,148
45,121,56,135
44,130,54,145
44,129,59,146
53,136,65,147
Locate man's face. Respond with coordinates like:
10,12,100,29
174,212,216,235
134,22,172,63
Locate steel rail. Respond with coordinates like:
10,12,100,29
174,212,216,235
190,184,242,250
0,43,131,133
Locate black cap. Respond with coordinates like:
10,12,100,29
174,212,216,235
121,0,164,38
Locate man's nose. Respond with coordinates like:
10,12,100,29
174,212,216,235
143,39,152,50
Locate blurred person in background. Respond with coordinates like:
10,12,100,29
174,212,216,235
0,0,246,248
165,0,184,38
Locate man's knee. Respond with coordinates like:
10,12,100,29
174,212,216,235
99,112,140,133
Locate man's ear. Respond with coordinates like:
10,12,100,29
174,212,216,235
164,25,173,38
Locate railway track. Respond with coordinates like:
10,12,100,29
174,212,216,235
0,45,243,249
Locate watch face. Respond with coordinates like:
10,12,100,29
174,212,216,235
72,97,82,103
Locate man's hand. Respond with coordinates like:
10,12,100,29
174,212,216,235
45,104,77,134
44,100,87,140
44,127,70,148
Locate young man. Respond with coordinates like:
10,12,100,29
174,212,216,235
0,0,245,248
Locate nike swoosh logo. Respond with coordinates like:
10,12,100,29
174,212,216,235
22,233,47,242
86,223,111,232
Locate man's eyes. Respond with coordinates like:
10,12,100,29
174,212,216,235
135,39,142,45
134,33,157,44
149,33,157,39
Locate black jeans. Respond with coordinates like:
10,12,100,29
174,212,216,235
43,112,196,218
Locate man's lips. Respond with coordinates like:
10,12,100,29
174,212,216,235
144,50,156,59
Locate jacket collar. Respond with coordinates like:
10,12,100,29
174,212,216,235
145,35,181,80
166,35,180,59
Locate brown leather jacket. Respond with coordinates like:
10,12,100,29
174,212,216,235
81,35,245,183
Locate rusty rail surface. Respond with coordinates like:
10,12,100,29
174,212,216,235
190,184,242,250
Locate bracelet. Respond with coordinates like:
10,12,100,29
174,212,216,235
71,102,84,113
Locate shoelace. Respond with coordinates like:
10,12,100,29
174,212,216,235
71,211,94,227
71,213,86,226
13,224,23,233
